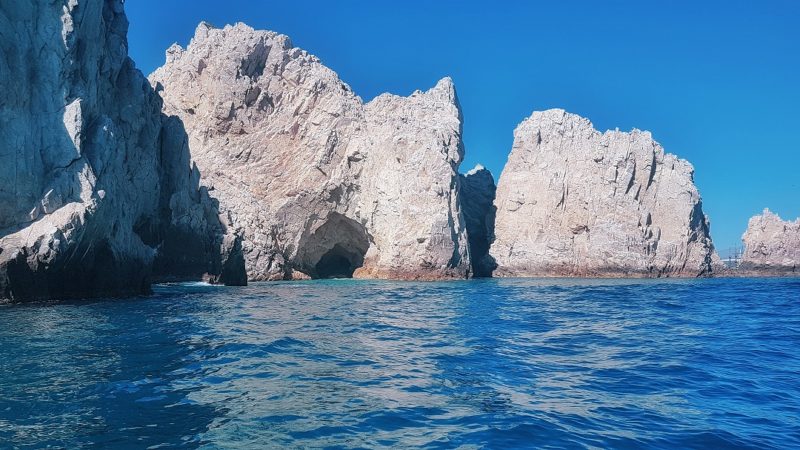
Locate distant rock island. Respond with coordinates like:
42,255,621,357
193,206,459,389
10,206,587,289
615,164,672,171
739,209,799,274
0,1,796,302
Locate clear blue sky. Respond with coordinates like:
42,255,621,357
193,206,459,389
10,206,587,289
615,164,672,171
126,1,799,255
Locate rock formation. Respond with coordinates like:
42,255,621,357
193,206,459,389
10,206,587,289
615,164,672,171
740,209,799,274
150,23,470,280
0,0,244,302
459,165,497,277
491,109,719,277
3,3,746,298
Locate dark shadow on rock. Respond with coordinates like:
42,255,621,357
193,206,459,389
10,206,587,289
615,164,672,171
459,167,498,278
149,113,247,286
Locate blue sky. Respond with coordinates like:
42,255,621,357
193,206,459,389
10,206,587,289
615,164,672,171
126,1,799,254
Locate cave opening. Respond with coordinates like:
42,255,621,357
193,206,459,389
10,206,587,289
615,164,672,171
315,243,363,279
295,213,370,279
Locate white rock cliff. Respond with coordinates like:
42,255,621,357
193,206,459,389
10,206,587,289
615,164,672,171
150,23,471,280
740,209,799,274
0,0,245,301
491,109,719,277
2,5,752,299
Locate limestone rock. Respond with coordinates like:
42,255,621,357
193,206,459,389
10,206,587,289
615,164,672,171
740,209,799,274
491,109,719,277
150,23,470,280
0,0,244,302
459,165,497,277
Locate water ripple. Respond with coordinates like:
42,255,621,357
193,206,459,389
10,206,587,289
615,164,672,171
0,277,799,448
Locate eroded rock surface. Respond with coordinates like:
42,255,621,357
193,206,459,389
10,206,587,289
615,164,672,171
0,0,244,301
740,209,799,274
459,165,497,277
491,109,719,277
151,23,470,280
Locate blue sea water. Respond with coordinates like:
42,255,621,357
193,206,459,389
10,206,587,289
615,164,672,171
0,278,799,449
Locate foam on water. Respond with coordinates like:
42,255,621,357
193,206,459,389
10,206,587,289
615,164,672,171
1,278,799,448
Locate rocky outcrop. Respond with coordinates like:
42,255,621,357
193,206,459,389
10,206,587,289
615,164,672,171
491,109,719,277
150,23,470,280
740,209,799,274
0,0,244,302
459,165,497,277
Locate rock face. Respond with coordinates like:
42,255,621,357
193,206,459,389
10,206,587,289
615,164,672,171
740,209,799,274
459,165,497,277
150,23,470,281
491,109,719,277
0,0,244,302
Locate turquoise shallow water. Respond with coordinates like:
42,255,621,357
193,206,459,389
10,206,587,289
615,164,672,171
0,278,799,448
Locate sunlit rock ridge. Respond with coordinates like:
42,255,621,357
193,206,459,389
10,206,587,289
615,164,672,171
491,109,720,277
0,0,245,301
740,209,799,274
150,23,470,281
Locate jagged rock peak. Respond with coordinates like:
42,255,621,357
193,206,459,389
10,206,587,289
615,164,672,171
151,21,470,281
410,76,457,100
491,108,720,277
740,209,799,274
466,164,487,176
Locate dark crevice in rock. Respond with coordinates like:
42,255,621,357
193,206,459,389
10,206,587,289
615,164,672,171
151,116,247,286
459,166,497,278
238,40,268,81
315,243,363,279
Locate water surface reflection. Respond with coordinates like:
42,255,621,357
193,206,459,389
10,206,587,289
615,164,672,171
0,278,798,448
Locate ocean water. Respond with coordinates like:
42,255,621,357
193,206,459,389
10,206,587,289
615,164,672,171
0,278,798,449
